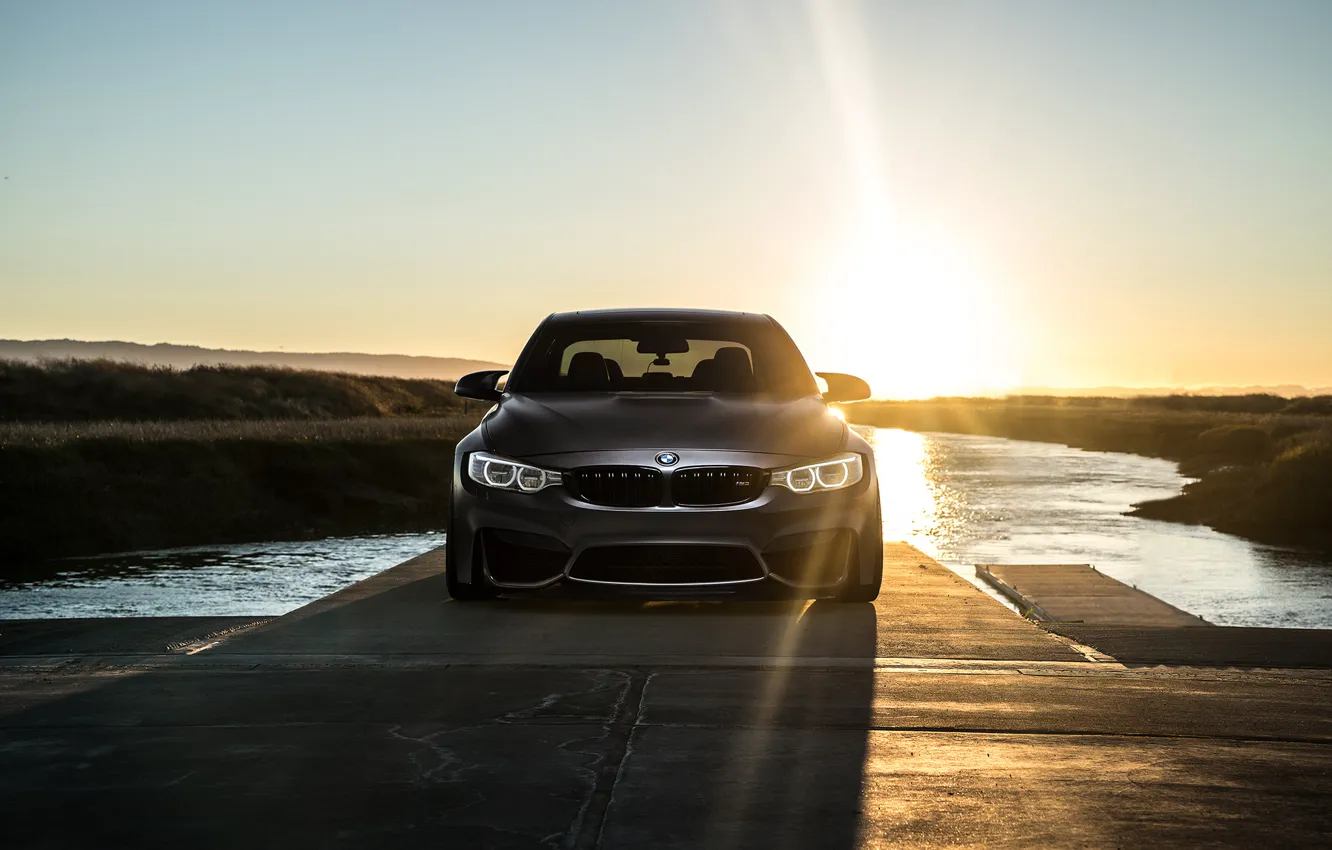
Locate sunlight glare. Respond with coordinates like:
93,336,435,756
804,0,1017,399
818,226,1015,398
866,427,942,558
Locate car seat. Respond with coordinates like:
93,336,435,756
710,346,755,392
566,351,611,391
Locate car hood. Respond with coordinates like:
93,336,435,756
484,393,846,459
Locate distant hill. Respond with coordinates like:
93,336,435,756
0,339,508,381
1009,384,1332,398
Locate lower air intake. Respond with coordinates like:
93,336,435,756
482,529,571,585
569,545,764,585
762,529,856,586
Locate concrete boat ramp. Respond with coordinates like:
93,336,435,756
977,563,1209,627
3,545,1332,848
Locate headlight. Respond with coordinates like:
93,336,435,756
467,452,562,493
769,453,863,494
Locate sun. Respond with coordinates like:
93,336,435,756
809,224,1017,399
799,0,1018,400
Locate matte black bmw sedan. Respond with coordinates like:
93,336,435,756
447,308,881,601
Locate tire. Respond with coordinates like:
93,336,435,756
445,509,499,602
835,497,883,603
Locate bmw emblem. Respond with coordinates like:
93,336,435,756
655,451,679,466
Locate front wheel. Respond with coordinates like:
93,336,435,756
835,498,883,603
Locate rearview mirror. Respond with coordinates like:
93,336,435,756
816,372,870,404
455,370,509,402
636,337,690,355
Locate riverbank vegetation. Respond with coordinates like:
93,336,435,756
848,397,1332,551
0,414,479,449
0,359,473,421
0,360,485,563
0,416,481,563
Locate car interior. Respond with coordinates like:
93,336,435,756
561,344,757,392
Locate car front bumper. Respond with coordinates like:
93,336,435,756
449,447,880,594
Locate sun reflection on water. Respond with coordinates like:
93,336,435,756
863,427,946,559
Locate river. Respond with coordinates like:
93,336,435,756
4,428,1330,627
867,428,1332,629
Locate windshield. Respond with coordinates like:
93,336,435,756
507,320,818,396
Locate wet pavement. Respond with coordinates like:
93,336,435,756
3,545,1331,848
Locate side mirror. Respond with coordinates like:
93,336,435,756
816,372,870,404
455,370,509,402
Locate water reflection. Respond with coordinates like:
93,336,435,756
871,428,939,558
864,427,1332,629
0,533,445,619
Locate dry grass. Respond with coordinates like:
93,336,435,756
0,358,471,422
0,415,482,448
0,416,485,562
0,360,489,560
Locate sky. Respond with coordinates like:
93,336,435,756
3,0,1330,398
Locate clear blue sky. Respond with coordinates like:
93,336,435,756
3,1,1330,394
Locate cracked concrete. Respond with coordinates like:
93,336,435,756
2,545,1331,848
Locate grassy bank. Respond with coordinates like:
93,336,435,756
849,397,1332,551
0,416,480,563
0,415,480,448
0,359,473,421
0,361,488,562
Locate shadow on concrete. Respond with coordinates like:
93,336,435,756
0,556,883,849
0,615,266,655
598,601,880,849
1047,624,1332,668
9,549,1332,846
213,558,885,664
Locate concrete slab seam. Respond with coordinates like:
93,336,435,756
165,619,273,654
629,722,1332,747
1040,631,1118,663
11,653,1332,678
